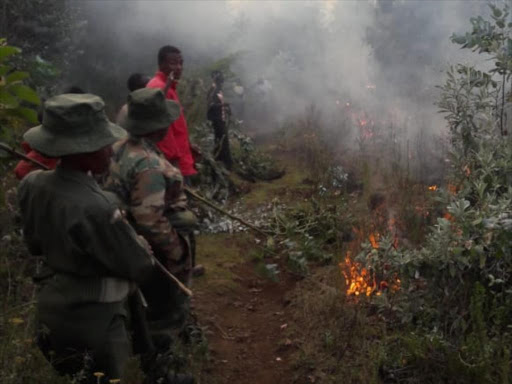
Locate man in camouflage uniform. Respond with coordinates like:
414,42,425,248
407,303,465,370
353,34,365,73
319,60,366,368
106,88,197,335
17,94,155,381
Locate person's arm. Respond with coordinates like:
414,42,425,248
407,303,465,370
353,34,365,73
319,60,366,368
163,71,174,95
76,206,155,284
129,168,183,267
17,174,43,254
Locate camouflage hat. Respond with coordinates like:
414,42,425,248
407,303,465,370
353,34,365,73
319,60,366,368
124,88,180,136
24,93,126,157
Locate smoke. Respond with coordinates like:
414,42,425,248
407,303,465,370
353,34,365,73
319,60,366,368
72,0,491,138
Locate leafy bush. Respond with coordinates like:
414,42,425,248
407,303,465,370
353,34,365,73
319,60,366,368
357,5,512,382
0,39,41,143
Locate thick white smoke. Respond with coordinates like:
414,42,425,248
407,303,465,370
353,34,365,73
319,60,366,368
76,0,492,137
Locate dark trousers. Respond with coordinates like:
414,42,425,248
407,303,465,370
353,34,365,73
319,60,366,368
212,120,233,170
142,266,191,333
37,308,131,382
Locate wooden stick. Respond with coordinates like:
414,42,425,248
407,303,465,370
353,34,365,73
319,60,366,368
0,142,50,170
152,257,193,297
184,186,269,237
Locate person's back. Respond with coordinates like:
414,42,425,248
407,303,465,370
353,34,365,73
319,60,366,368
106,89,197,341
20,168,148,280
17,93,154,381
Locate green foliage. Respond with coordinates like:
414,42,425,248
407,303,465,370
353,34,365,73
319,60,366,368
452,4,512,76
1,0,82,95
0,39,40,150
362,4,512,382
270,196,355,276
231,122,285,182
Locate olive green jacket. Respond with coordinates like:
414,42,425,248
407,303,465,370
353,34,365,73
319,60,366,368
18,166,154,305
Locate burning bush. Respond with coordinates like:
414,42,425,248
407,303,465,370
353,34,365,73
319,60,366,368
357,5,512,382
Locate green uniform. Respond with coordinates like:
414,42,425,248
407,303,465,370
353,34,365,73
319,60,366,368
18,166,154,379
106,137,193,329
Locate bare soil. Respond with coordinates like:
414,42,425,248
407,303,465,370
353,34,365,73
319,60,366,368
190,148,309,384
194,258,298,384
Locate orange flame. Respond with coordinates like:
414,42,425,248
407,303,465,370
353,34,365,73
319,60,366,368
341,252,377,297
443,212,454,222
341,252,401,297
369,233,380,249
428,185,438,191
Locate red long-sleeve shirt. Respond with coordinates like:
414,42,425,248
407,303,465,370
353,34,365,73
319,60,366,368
14,142,58,180
146,71,197,176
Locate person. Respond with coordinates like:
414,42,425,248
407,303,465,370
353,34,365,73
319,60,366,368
14,86,85,180
105,88,198,340
116,73,150,128
206,70,233,170
146,45,197,185
17,93,155,381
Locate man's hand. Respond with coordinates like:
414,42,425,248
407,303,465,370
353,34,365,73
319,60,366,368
137,235,154,257
163,71,175,94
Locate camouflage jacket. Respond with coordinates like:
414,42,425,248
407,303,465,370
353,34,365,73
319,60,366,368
106,137,188,273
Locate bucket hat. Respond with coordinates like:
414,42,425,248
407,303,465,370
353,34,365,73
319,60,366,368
123,88,180,136
24,93,126,157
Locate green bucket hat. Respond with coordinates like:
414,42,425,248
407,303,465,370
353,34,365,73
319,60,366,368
123,88,181,136
24,93,126,157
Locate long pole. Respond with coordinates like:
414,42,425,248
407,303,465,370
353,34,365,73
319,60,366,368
0,142,49,169
184,187,268,237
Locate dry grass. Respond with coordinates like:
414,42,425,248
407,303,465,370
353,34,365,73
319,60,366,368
287,266,386,384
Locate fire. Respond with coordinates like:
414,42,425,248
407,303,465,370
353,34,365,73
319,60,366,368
428,185,438,191
341,252,378,297
443,212,454,222
369,232,379,249
341,230,402,297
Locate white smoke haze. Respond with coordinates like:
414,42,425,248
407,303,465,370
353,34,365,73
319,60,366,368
74,0,495,146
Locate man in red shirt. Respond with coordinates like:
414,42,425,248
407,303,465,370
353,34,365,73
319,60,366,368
146,45,197,184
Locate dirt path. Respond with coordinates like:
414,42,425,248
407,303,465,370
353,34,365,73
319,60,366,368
191,151,307,384
194,257,297,384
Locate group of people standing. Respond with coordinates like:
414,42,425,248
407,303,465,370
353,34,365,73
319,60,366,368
15,45,215,384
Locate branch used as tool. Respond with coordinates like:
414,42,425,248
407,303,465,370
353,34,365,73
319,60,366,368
1,142,192,296
0,142,50,170
184,186,268,237
152,257,193,297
